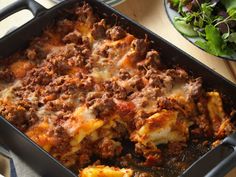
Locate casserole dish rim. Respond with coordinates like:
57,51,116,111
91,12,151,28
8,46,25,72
0,0,236,177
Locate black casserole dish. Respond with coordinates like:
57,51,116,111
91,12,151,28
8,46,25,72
0,0,236,177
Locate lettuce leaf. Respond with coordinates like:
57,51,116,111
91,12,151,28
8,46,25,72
221,0,236,18
195,25,233,56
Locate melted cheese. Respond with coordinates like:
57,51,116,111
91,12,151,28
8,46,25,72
80,166,133,177
91,68,112,82
62,106,104,146
0,80,21,102
26,121,57,152
207,92,225,123
207,91,232,136
131,110,191,145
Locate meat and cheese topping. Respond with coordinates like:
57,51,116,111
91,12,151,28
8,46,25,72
0,2,235,177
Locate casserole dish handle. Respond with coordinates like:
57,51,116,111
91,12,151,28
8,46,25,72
0,0,46,24
182,132,236,177
205,133,236,177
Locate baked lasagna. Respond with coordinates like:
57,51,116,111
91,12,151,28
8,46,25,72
0,2,235,177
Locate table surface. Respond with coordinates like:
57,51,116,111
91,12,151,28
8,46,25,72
0,0,236,177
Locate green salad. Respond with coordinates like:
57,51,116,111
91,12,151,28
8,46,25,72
168,0,236,58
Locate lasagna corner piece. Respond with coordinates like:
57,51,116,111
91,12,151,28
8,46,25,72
80,166,133,177
0,2,235,176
